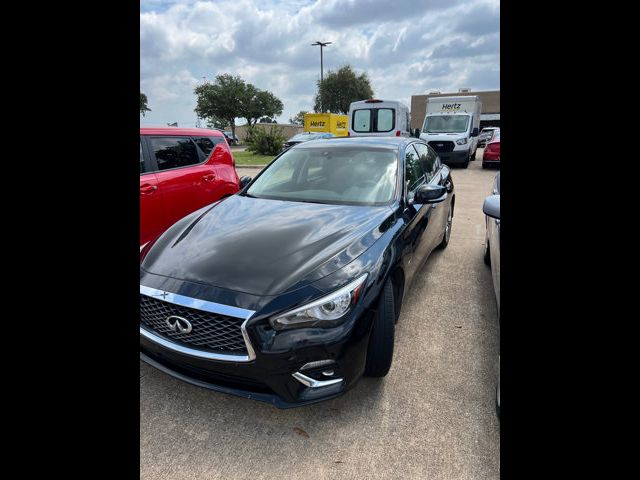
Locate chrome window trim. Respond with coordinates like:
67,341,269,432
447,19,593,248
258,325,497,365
139,285,257,362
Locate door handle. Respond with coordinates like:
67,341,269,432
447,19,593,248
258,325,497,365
140,184,158,195
202,173,216,182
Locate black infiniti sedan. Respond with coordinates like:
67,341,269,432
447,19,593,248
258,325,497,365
140,137,456,407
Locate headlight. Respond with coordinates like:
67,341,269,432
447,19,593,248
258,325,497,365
269,274,368,330
456,138,468,145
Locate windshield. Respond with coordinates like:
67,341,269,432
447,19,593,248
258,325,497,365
246,147,398,206
423,115,470,133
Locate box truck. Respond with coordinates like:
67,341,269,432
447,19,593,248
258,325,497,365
420,96,482,168
303,113,348,137
348,99,412,137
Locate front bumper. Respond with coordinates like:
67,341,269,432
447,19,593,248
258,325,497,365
438,149,470,165
140,302,375,408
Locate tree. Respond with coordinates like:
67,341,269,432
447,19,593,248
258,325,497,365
259,117,276,123
289,111,307,125
205,115,228,130
242,89,283,126
140,92,151,116
313,65,374,114
194,74,249,139
194,74,284,137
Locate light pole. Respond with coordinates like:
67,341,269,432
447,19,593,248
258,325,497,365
311,41,331,111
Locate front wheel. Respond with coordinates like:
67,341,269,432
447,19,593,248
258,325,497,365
461,154,470,168
471,150,476,161
364,279,395,377
438,204,453,249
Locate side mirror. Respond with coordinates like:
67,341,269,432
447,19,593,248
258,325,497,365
440,165,452,191
239,176,252,189
482,195,500,219
472,127,479,137
413,128,421,138
412,184,447,204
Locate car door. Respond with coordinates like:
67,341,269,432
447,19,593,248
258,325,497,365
428,145,454,238
139,139,164,246
402,144,437,286
413,142,444,254
147,135,210,231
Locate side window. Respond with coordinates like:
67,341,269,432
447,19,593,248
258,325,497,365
192,136,224,157
140,140,146,174
353,110,371,132
413,143,434,182
404,145,425,192
428,145,441,176
376,109,394,132
150,137,201,171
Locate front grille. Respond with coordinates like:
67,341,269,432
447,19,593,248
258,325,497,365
140,294,247,354
428,141,455,153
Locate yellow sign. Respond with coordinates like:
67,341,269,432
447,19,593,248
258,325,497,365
303,113,349,137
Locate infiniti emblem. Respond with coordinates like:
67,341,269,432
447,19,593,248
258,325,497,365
166,315,192,333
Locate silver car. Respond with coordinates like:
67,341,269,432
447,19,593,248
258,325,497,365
483,172,500,417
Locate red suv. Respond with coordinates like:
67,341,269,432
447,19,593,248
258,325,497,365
140,128,240,246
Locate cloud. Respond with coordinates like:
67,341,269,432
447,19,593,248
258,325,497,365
309,0,462,28
429,33,500,59
140,0,499,127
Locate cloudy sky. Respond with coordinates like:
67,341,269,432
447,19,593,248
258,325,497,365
140,0,499,127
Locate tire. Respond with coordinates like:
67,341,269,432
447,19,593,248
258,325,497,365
364,279,395,377
484,234,491,265
471,150,476,161
438,203,453,249
482,162,488,169
461,154,470,169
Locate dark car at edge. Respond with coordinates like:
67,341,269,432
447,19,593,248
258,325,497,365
282,132,335,152
140,137,456,407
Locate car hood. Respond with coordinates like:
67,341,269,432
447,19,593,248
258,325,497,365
141,195,393,296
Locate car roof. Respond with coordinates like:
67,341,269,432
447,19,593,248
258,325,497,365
293,136,416,150
140,127,225,137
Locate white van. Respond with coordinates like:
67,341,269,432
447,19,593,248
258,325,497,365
420,95,481,168
348,99,412,137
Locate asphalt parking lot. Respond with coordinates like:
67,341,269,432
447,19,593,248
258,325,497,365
140,150,501,479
